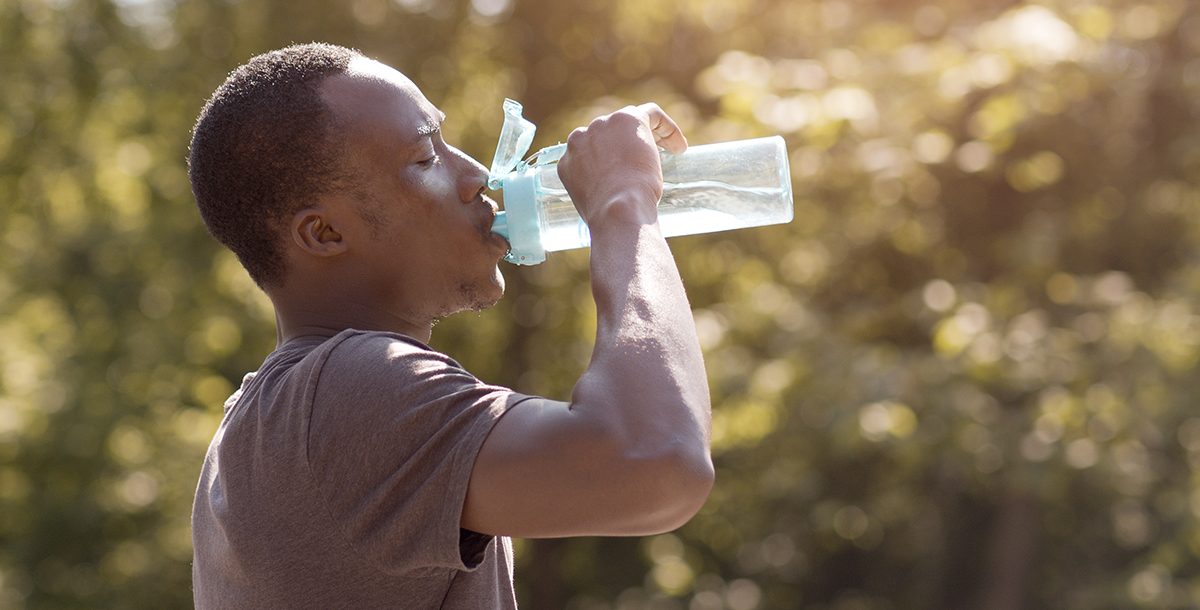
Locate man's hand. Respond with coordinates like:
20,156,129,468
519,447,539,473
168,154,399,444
556,103,688,228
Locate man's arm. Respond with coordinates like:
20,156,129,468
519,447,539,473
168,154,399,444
462,104,714,538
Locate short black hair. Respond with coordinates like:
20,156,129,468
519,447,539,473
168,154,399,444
188,42,362,287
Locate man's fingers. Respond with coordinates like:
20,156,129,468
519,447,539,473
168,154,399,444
636,103,688,154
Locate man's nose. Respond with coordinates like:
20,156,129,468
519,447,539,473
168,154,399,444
452,146,489,201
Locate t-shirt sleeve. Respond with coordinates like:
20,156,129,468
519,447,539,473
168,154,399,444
305,331,531,575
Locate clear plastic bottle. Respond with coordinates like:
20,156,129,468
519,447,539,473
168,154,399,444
488,100,794,265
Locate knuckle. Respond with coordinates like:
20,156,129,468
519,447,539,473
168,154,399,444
609,112,642,130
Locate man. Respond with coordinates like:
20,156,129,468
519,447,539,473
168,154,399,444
188,42,713,609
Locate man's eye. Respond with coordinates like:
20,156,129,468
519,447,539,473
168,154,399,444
418,154,439,167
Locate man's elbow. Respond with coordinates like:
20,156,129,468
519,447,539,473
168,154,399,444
633,447,715,534
664,452,716,530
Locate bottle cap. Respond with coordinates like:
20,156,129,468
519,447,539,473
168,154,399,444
488,99,548,265
489,169,546,265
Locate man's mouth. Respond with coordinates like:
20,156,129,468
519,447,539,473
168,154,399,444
484,223,510,250
478,196,510,254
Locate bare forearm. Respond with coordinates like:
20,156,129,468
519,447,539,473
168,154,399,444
572,214,711,459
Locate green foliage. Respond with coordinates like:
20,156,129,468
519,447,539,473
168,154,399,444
4,0,1200,607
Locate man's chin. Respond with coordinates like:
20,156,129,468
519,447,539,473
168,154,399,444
462,272,505,314
476,279,505,312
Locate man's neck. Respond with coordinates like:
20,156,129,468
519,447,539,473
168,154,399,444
268,286,433,347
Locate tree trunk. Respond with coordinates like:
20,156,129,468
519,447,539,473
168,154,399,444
975,491,1039,610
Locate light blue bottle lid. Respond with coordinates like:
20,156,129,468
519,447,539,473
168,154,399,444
488,99,547,265
491,170,545,265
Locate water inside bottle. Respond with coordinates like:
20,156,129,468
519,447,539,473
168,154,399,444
536,180,790,252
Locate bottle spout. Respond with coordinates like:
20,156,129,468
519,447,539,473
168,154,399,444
490,210,510,241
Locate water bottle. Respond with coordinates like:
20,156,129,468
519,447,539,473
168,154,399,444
488,99,795,265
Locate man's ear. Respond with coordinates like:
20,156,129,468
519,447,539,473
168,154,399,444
290,208,348,257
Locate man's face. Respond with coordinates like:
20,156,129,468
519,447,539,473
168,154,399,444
318,58,509,323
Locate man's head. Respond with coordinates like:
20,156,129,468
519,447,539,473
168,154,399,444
188,43,360,288
188,44,508,330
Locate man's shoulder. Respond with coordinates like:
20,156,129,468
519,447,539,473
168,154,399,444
310,329,472,394
236,330,436,402
321,328,444,365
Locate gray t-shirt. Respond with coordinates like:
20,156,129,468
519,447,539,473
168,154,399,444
192,329,529,609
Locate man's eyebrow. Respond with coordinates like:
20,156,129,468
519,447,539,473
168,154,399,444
415,111,447,138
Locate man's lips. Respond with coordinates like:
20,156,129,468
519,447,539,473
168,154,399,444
481,193,499,213
478,196,510,253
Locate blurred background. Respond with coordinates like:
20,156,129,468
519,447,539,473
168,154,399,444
3,0,1200,607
